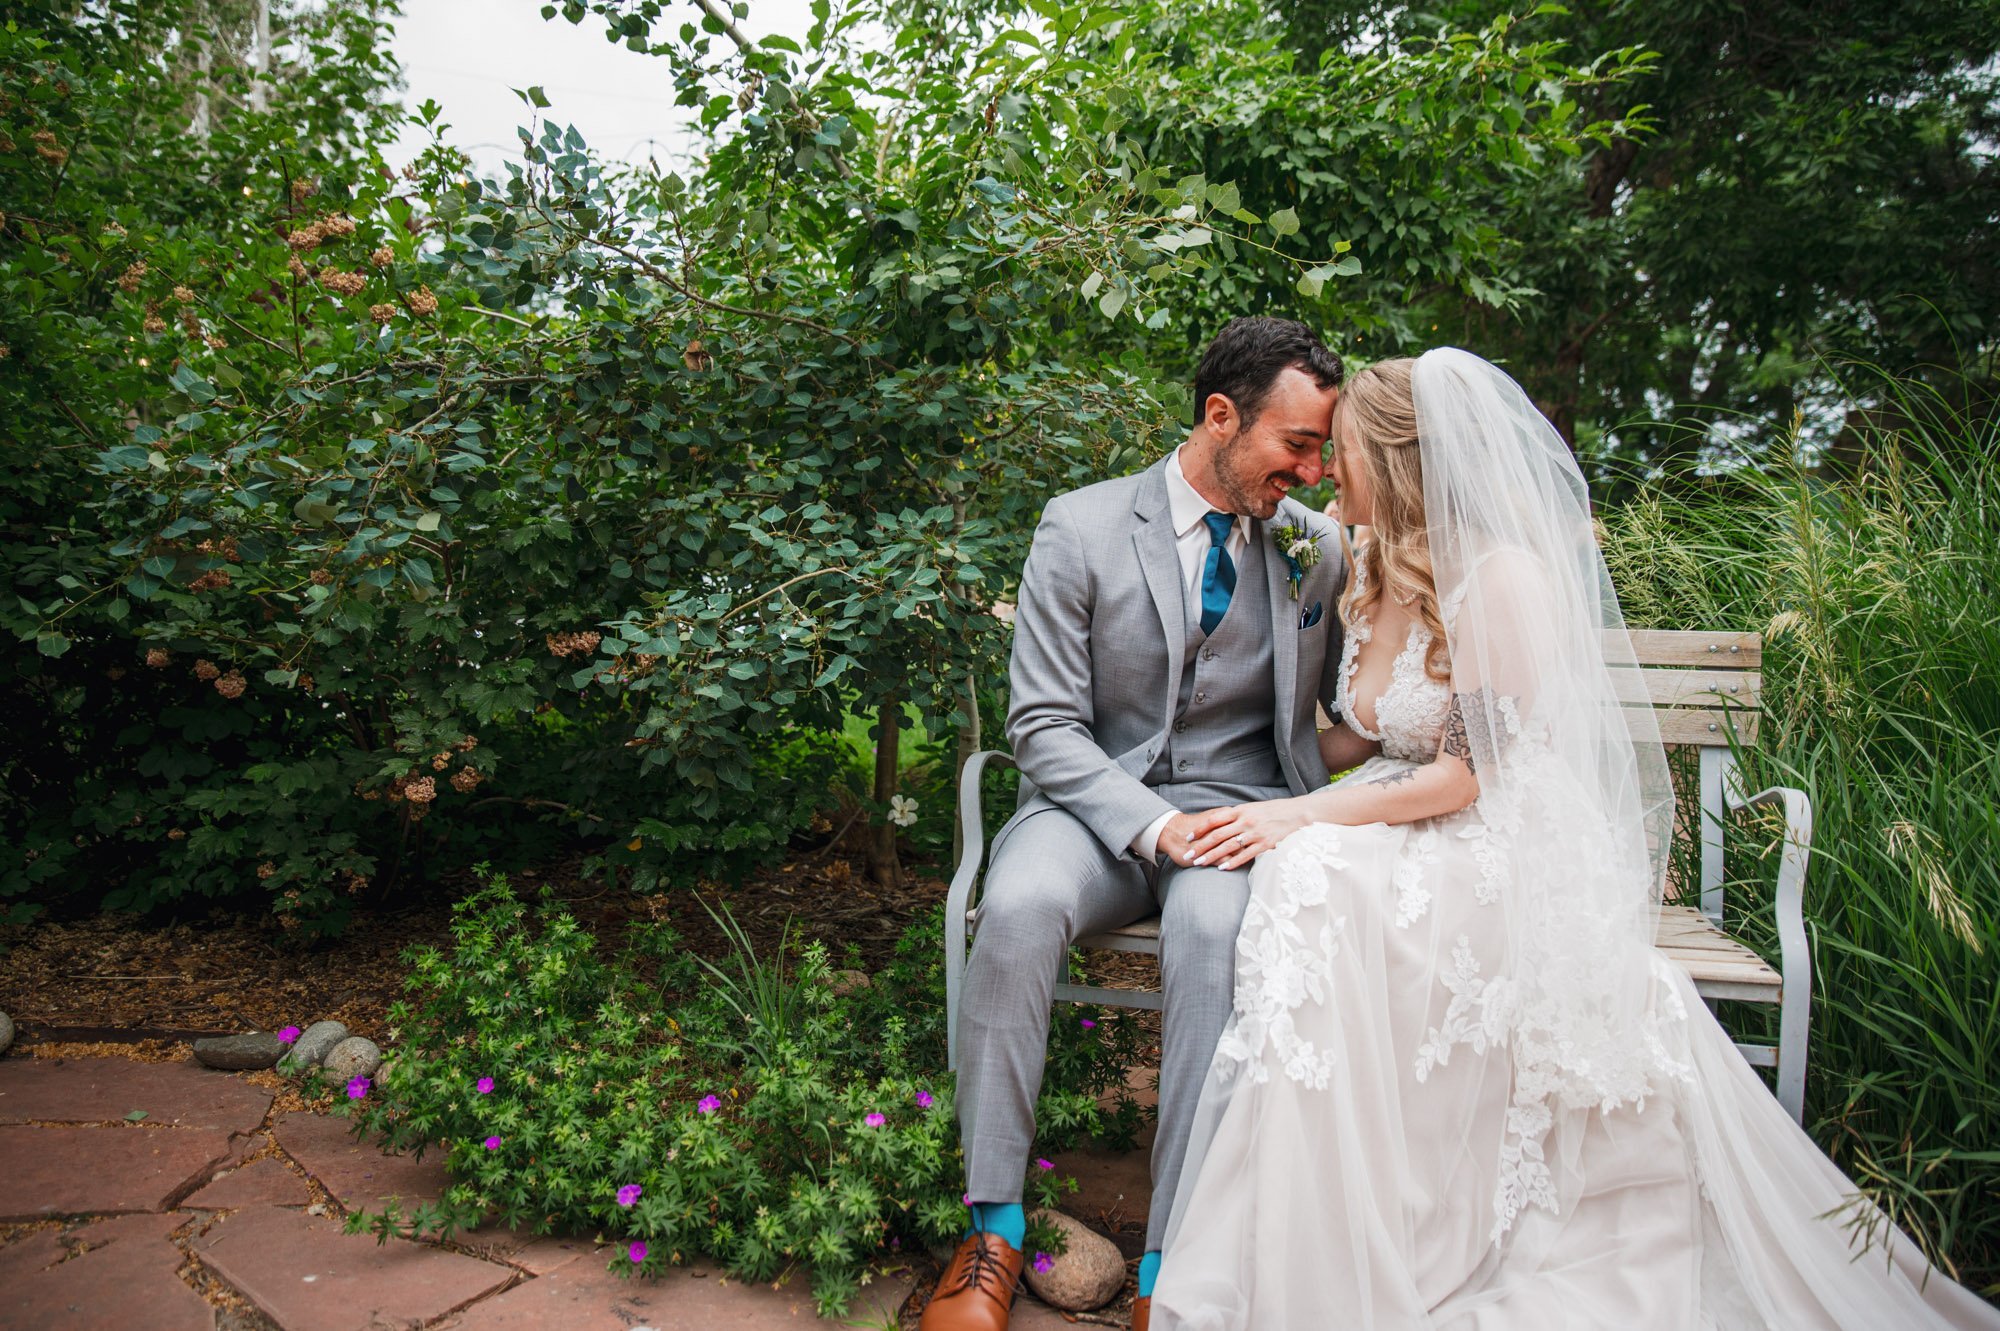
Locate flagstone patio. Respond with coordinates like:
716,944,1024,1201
0,1051,1150,1329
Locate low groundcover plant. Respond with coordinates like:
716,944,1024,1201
339,868,1147,1315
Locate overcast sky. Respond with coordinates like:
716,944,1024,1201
387,0,821,176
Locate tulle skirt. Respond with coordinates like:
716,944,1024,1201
1153,759,2000,1331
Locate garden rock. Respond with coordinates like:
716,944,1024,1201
284,1020,347,1070
1022,1209,1125,1311
323,1036,381,1083
0,1011,12,1057
192,1031,284,1071
830,969,872,997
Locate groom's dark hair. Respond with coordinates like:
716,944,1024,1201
1192,317,1344,428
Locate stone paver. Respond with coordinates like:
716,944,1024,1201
0,1049,1154,1329
199,1204,515,1331
0,1056,271,1131
443,1256,914,1330
449,1223,599,1275
0,1229,64,1284
184,1153,316,1208
274,1109,449,1208
1,1211,214,1331
0,1124,237,1220
1048,1125,1155,1256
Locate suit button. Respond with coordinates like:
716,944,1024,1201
1174,720,1187,733
1194,691,1208,704
1176,759,1190,772
1202,649,1216,661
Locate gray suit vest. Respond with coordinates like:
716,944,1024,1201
1143,533,1286,793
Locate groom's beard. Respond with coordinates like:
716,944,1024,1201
1216,439,1304,520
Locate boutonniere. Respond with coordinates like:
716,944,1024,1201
1271,523,1321,601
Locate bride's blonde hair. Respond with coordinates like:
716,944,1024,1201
1334,357,1449,681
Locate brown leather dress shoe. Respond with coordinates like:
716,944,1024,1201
919,1231,1026,1331
1131,1294,1151,1330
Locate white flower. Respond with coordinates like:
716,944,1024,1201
888,795,919,828
1287,538,1315,560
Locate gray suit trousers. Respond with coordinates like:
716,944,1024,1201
957,794,1276,1249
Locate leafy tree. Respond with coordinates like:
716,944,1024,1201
1289,0,2000,465
2,0,1643,923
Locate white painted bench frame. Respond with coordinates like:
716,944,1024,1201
944,630,1817,1123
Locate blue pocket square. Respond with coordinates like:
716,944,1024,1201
1299,600,1323,630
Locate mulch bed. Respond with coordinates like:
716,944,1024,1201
0,847,1161,1048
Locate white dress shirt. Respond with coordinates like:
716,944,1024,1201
1132,447,1251,861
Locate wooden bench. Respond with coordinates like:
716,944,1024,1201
944,629,1816,1122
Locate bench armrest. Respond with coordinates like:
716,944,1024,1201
946,752,1017,942
1724,783,1813,944
1725,783,1814,1120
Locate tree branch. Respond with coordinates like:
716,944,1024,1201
691,0,753,53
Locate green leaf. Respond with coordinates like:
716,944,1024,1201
1206,182,1241,215
124,1110,148,1122
415,512,442,531
1079,271,1104,299
1098,286,1127,321
37,632,71,658
1269,207,1300,238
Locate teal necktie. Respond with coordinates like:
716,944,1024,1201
1199,511,1237,635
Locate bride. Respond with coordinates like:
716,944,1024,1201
1146,349,2000,1330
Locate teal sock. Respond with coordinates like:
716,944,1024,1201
962,1201,1026,1250
1138,1250,1162,1298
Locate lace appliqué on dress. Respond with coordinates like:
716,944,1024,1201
1335,563,1451,764
1214,824,1350,1089
1392,828,1440,927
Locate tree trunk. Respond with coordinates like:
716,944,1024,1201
250,0,271,113
867,698,902,889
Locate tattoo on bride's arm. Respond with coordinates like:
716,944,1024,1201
1443,695,1477,774
1443,688,1523,774
1363,767,1418,788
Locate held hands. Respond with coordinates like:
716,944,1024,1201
1180,798,1314,872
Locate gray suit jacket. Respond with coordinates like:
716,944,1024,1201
1001,455,1349,859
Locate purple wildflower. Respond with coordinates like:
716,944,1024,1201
1034,1252,1054,1274
483,1135,502,1150
617,1184,642,1208
915,1090,934,1109
697,1095,722,1115
346,1076,370,1100
628,1240,648,1264
476,1076,495,1094
1035,1157,1053,1171
1080,1018,1096,1029
864,1112,886,1127
277,1025,301,1044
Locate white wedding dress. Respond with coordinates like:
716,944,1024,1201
1152,572,2000,1329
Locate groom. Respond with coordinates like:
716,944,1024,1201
923,317,1348,1331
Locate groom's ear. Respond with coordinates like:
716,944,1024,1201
1199,390,1242,440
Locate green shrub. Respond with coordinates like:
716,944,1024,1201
1599,369,2000,1294
343,869,1152,1314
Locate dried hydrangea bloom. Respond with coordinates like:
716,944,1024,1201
319,268,367,297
